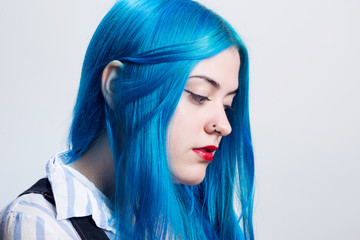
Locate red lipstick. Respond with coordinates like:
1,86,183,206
192,145,218,162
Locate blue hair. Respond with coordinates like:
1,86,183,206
68,0,254,239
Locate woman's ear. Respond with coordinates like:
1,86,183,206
101,60,123,109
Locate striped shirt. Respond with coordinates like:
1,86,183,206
0,152,117,239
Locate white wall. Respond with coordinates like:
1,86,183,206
1,0,359,239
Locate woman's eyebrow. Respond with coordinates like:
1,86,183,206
227,89,238,96
189,75,238,95
189,75,220,89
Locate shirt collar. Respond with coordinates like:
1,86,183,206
46,152,116,234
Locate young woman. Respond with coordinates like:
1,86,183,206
0,0,255,239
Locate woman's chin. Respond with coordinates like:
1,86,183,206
172,168,207,186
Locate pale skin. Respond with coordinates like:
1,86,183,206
68,47,240,193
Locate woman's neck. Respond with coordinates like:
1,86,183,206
68,132,115,197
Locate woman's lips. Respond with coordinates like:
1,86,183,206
192,145,218,162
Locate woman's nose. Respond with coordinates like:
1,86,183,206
204,109,232,136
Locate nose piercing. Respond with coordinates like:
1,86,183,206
213,124,218,133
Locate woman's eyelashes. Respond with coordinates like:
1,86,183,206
184,89,210,105
224,105,235,112
184,89,236,112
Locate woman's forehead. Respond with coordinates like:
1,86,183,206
186,48,240,90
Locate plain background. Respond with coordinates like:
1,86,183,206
1,0,359,239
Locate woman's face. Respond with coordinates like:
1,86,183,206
168,47,240,185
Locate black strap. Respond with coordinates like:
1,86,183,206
19,178,110,240
69,216,110,240
19,178,55,205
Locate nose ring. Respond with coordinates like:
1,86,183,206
213,124,218,133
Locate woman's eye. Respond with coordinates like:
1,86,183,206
224,105,235,112
184,89,210,104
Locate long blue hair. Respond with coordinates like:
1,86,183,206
68,0,254,239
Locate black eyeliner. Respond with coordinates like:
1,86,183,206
184,89,210,100
184,89,211,104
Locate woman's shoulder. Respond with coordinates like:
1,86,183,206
0,193,78,239
1,192,56,219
